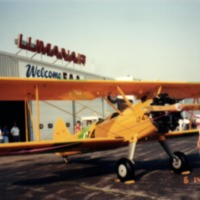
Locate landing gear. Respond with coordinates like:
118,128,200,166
159,136,190,174
116,140,137,182
170,151,189,174
116,158,135,182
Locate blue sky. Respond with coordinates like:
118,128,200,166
0,0,200,81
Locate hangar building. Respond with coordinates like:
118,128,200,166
0,50,112,141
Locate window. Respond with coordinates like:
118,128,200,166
66,122,70,127
48,123,53,129
39,124,44,129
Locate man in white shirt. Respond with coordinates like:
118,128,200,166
10,122,20,142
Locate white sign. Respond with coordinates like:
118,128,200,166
19,61,84,80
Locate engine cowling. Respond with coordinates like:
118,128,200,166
150,94,182,133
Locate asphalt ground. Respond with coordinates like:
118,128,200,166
0,134,200,200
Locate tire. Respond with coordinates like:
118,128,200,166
170,151,189,174
116,158,135,182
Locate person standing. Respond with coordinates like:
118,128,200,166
195,115,200,149
10,122,20,142
74,121,82,133
0,128,3,143
2,125,9,143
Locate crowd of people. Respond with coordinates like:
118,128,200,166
0,122,20,143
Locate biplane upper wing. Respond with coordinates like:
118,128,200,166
1,77,200,100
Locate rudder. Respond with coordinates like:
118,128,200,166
53,118,71,141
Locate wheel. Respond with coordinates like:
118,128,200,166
170,151,189,174
116,158,135,182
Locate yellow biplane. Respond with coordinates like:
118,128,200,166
0,77,200,182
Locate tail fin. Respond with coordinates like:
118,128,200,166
53,118,71,141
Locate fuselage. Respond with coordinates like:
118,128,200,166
88,99,158,140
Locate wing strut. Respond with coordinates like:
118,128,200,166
35,85,41,141
156,86,162,96
25,99,40,141
104,97,122,115
24,85,41,141
24,99,28,142
117,86,133,109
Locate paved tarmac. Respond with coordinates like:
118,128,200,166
0,134,200,200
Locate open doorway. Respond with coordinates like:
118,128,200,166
0,101,26,142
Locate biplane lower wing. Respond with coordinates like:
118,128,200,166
166,129,199,136
0,138,128,156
